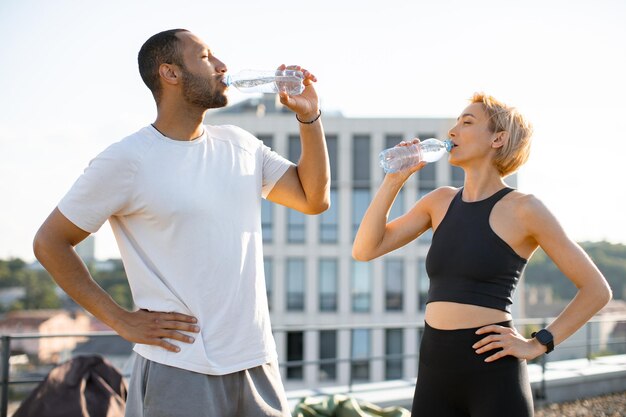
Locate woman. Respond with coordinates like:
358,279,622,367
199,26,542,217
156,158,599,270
352,93,612,417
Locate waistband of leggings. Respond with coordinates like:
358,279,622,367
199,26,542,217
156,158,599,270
423,320,513,339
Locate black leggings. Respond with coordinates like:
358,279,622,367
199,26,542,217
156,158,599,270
411,321,534,417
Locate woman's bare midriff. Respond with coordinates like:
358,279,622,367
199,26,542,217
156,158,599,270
425,301,512,330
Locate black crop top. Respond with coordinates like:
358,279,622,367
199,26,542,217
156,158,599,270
425,187,527,313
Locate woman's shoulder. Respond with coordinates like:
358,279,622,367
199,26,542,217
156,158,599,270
419,186,460,211
506,189,543,207
429,186,460,199
504,190,553,221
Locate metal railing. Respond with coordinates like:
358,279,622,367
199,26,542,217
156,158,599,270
2,315,625,417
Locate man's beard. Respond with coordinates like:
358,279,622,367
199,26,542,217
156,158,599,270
181,69,228,109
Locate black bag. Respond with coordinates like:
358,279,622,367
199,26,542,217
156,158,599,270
14,355,127,417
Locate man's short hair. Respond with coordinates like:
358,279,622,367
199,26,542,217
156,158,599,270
138,29,189,102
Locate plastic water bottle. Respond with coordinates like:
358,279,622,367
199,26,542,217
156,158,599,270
379,139,453,173
222,69,305,95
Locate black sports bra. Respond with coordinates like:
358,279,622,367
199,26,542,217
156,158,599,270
425,187,527,313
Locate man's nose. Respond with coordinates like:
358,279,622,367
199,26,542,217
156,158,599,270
213,57,227,73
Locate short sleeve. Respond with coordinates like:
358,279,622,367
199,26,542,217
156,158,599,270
58,141,138,233
261,142,294,198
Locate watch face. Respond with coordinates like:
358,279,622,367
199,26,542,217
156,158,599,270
536,329,553,344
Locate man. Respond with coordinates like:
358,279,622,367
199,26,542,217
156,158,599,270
33,29,329,417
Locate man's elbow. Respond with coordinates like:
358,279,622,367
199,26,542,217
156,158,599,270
32,227,51,263
305,197,331,215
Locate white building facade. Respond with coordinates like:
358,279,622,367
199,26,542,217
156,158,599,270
207,95,519,389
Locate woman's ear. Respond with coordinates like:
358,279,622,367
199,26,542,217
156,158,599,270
492,131,509,149
159,63,180,86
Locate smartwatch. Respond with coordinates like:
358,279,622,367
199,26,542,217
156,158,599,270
531,329,554,354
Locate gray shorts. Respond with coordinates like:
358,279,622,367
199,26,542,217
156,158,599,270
125,355,291,417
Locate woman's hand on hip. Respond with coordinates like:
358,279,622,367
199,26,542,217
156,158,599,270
473,324,546,362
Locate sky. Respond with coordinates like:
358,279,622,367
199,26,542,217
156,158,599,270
1,0,625,261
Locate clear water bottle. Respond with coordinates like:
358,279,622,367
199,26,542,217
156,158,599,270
222,69,305,95
379,138,453,173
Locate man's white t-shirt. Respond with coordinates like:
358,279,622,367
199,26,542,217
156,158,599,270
58,124,293,375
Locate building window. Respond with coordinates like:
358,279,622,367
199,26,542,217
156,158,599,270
385,259,404,311
419,228,433,243
385,329,404,380
418,260,428,311
416,132,437,199
287,258,305,311
385,134,402,213
385,135,405,221
319,259,338,312
288,135,306,242
259,135,274,242
351,329,370,380
417,162,436,199
352,135,371,239
262,199,273,243
417,141,436,244
351,261,371,312
319,134,339,243
327,134,338,187
319,330,337,381
287,210,306,243
257,134,274,147
352,189,371,239
352,135,371,186
264,257,273,311
287,331,304,380
319,189,338,243
385,134,403,150
451,165,464,187
288,134,301,162
389,189,404,221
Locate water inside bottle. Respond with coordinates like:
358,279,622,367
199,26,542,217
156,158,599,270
274,75,305,95
230,76,304,95
420,146,447,162
231,77,276,90
225,70,304,95
379,146,418,173
419,139,451,162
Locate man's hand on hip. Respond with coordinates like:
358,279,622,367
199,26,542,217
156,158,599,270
115,309,200,352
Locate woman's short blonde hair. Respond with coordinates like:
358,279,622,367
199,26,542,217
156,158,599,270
471,92,533,177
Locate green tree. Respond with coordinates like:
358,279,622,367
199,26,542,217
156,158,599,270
11,269,61,310
525,241,626,300
0,259,22,287
91,260,133,309
1,257,133,311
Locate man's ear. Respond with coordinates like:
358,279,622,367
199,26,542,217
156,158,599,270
492,131,509,149
159,63,180,86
